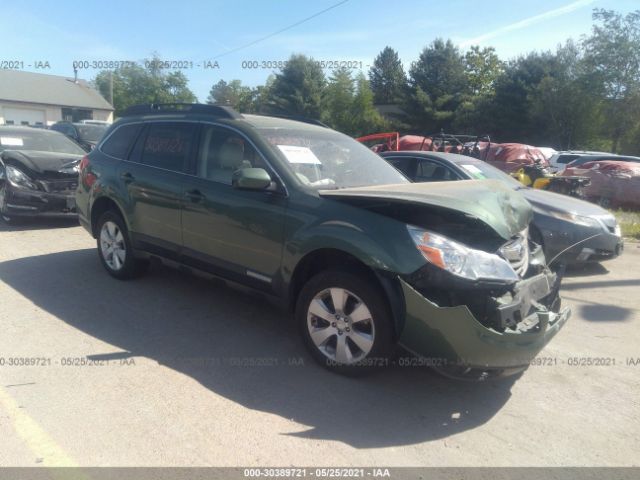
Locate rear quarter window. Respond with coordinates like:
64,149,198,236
101,124,142,159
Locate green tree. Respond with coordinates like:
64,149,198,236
369,46,406,104
464,46,503,96
349,73,388,136
94,56,196,116
582,8,640,152
487,51,559,143
206,79,256,112
323,67,355,133
267,54,326,118
409,39,467,99
250,75,276,113
404,39,468,132
529,41,604,150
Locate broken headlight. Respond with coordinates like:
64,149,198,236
407,225,519,282
5,165,38,190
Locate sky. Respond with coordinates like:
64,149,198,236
1,0,638,102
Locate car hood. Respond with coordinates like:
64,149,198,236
1,150,83,178
521,187,610,217
320,180,532,240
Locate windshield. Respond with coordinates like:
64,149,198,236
0,130,86,155
258,127,408,189
76,124,107,142
455,159,523,188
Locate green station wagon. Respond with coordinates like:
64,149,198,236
75,104,570,379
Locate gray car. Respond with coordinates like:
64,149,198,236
381,151,624,265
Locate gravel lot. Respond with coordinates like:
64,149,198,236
0,218,638,468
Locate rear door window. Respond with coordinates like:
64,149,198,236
101,124,142,159
385,157,416,179
139,123,196,173
416,160,458,181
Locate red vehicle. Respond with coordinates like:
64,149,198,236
479,143,549,173
356,132,548,173
562,160,640,209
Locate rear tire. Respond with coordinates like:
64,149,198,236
296,270,394,375
96,211,148,280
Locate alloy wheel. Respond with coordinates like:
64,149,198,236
306,287,375,365
100,221,127,271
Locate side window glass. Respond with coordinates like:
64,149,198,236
387,157,416,180
558,155,579,164
101,124,142,159
417,161,456,181
140,123,195,172
197,125,264,184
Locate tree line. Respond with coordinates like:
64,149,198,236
95,8,640,155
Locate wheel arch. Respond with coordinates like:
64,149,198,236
90,196,128,238
288,248,405,338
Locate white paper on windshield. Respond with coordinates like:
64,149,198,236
461,164,487,179
277,145,321,164
0,137,24,147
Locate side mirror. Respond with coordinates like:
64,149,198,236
232,167,272,190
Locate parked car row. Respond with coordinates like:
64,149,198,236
0,105,587,381
49,121,109,151
357,132,640,210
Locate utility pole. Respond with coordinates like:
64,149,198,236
109,70,114,106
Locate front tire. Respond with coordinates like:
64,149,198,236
296,270,394,374
96,211,148,280
0,183,15,224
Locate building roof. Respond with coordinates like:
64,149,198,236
0,70,113,111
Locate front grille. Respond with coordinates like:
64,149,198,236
38,179,78,194
499,231,529,278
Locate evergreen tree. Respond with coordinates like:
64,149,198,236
267,54,326,118
369,46,406,104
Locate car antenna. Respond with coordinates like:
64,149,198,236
547,233,604,267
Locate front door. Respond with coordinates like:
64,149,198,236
181,124,287,290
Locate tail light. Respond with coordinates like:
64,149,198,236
79,155,97,188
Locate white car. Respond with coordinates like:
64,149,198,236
79,119,111,125
548,150,610,173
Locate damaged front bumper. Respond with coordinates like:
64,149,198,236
2,185,77,217
398,272,570,373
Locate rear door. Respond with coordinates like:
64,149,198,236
118,121,197,259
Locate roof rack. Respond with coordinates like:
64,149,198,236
123,103,242,119
256,113,329,128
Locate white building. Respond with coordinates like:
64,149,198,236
0,70,114,126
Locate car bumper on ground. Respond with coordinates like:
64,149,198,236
398,273,570,375
2,186,77,217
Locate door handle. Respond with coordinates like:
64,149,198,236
120,172,135,183
185,189,205,202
